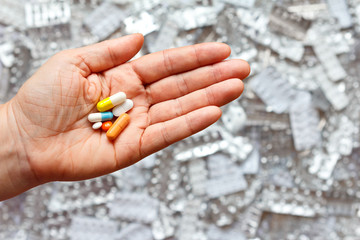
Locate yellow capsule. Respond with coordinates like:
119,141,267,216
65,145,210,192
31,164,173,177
97,92,126,112
106,113,130,141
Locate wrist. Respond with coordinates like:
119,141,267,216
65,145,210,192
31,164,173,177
0,100,39,200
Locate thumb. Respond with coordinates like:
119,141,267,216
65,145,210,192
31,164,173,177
70,33,144,76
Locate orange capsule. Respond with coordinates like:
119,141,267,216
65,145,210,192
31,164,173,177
106,113,130,140
101,121,113,131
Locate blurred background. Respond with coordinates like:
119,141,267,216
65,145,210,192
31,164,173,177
1,0,360,239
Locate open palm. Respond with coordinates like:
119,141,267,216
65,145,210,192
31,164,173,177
8,34,250,184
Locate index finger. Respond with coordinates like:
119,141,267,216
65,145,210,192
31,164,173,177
68,34,144,76
130,42,231,84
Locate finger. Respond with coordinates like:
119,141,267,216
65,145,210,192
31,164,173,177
146,59,250,104
148,78,243,125
140,106,222,157
70,34,144,76
131,42,231,84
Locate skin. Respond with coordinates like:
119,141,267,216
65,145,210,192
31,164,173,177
0,34,250,201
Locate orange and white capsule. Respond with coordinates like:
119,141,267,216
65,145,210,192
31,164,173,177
97,92,126,112
106,113,130,140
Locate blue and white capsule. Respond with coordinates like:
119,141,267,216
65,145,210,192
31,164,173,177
88,112,113,123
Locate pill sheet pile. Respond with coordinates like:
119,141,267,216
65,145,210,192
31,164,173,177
1,0,360,239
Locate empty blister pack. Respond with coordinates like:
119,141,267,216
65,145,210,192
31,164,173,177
124,11,160,36
0,0,25,30
217,0,255,8
25,1,71,28
147,20,178,53
206,153,248,198
206,174,248,199
286,0,327,20
221,102,247,133
259,186,325,217
326,116,355,156
240,147,260,175
312,66,349,111
250,67,297,114
236,8,305,62
116,224,153,240
307,149,340,180
207,223,246,240
151,203,176,240
239,204,263,238
289,91,321,151
68,216,118,240
268,5,311,41
170,6,222,31
107,192,159,223
111,164,148,188
177,199,206,240
0,62,8,103
326,0,353,29
83,2,126,40
188,158,207,196
312,43,347,82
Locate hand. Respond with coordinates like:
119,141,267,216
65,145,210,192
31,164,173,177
0,34,250,200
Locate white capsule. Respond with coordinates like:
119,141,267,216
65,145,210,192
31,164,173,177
92,122,102,130
110,92,126,104
112,99,134,117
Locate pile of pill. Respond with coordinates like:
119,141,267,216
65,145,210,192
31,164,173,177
88,92,134,140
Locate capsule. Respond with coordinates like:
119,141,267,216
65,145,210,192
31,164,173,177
106,113,130,140
97,92,126,112
101,121,113,131
112,99,134,117
88,112,113,123
92,122,102,130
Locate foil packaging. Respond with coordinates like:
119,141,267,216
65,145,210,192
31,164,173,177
1,0,360,239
